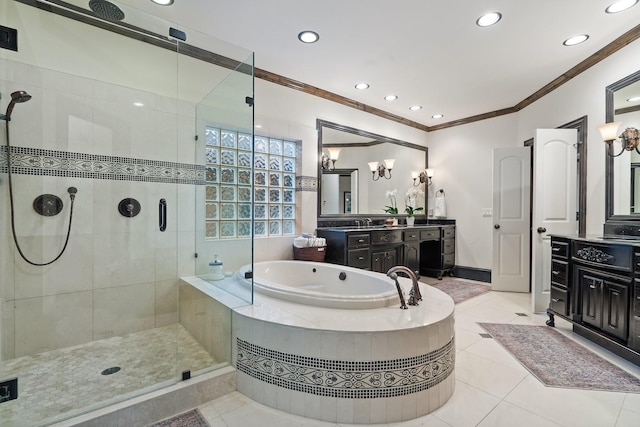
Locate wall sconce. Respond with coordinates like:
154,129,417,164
321,148,341,170
412,168,434,186
368,159,395,181
598,122,640,157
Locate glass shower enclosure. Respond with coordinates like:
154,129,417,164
0,1,253,424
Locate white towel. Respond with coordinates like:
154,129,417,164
434,190,447,218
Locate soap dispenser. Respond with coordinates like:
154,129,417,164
209,255,224,281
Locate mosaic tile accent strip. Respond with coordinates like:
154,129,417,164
296,175,317,192
236,337,454,399
0,147,206,185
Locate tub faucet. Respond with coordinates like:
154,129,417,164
386,266,422,306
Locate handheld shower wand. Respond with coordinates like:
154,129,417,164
1,91,32,121
3,90,77,266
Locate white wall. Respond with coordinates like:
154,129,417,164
252,37,640,273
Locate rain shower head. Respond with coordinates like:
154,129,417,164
89,0,125,22
2,90,32,121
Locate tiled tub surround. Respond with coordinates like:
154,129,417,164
183,268,456,424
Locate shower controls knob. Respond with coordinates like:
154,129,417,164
118,198,141,217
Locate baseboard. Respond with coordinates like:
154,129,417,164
453,266,491,283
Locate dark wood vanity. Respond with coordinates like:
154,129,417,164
317,224,455,278
547,235,640,365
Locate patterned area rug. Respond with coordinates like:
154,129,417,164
479,323,640,393
150,409,210,427
430,279,491,304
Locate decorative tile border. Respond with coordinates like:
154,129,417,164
0,147,206,185
236,337,454,399
296,175,317,192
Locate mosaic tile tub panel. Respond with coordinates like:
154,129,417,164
236,337,455,399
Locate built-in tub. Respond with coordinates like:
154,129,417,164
184,260,456,424
238,260,399,309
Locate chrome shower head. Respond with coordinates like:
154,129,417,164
89,0,125,22
2,90,32,121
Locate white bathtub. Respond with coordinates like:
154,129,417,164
238,260,400,309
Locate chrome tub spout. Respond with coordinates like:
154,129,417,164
387,266,422,306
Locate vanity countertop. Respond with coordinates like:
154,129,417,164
317,224,445,233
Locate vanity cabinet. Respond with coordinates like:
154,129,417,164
547,235,638,365
317,225,455,276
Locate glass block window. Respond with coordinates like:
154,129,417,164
205,126,298,239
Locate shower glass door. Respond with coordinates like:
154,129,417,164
191,34,255,306
0,1,240,424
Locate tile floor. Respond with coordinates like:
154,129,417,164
196,278,640,427
0,324,218,426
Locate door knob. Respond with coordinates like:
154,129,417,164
494,224,500,229
537,227,547,233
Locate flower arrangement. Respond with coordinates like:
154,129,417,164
405,187,424,217
383,189,398,214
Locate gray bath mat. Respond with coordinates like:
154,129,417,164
478,323,640,393
150,409,210,427
430,279,491,304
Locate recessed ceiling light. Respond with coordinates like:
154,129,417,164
476,12,502,27
150,0,174,5
628,96,640,102
409,105,422,111
133,102,144,107
384,95,398,101
432,114,444,119
355,83,370,90
563,34,589,46
298,31,319,43
605,0,638,13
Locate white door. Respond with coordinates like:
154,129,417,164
532,129,578,312
492,147,531,292
351,170,359,214
321,174,339,214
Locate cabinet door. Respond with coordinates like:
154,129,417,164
371,250,387,273
602,281,629,341
404,242,420,274
581,275,602,329
384,251,397,272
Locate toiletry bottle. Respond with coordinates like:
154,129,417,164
209,255,224,281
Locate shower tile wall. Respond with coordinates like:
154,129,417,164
0,58,198,359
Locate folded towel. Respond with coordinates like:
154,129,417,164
434,190,447,218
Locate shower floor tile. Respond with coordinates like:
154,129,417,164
0,324,219,426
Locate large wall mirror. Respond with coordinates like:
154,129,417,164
605,70,640,221
317,119,429,218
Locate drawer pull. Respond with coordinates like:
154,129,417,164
590,284,596,289
358,239,365,243
552,247,561,252
612,291,620,296
358,256,364,260
551,298,562,303
552,271,559,275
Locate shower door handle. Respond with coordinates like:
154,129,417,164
159,198,167,232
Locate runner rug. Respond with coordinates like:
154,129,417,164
150,409,210,427
478,323,640,393
430,279,491,304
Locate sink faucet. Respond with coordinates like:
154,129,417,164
364,217,372,226
386,266,422,307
